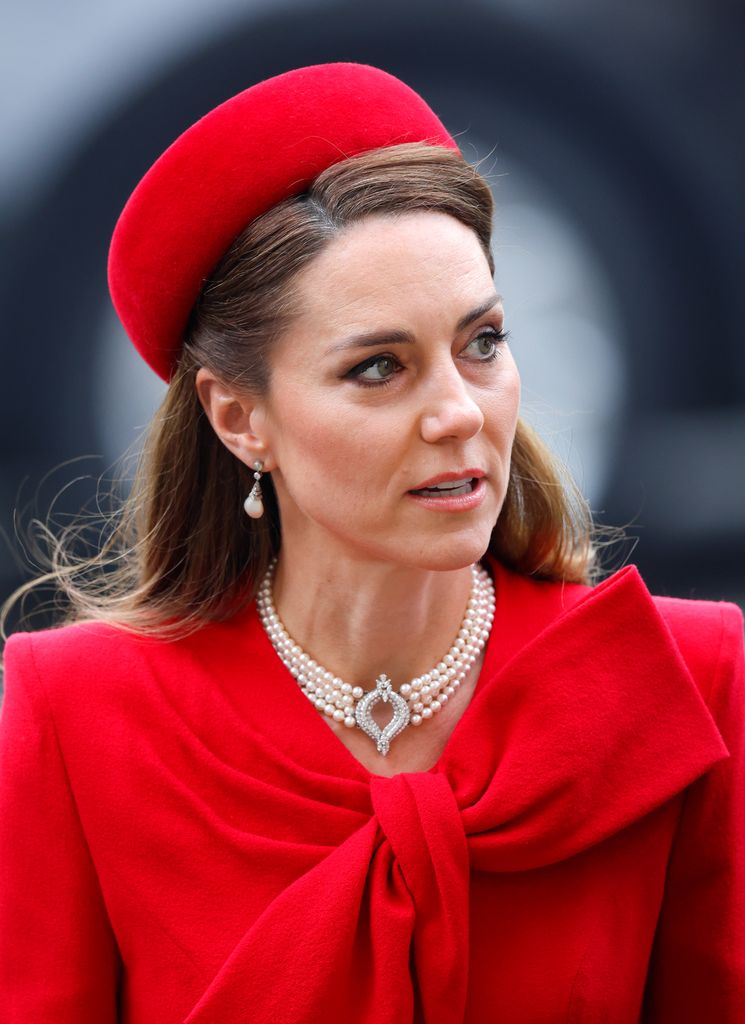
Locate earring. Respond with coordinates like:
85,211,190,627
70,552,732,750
243,460,265,519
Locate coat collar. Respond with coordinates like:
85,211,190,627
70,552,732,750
184,561,728,1023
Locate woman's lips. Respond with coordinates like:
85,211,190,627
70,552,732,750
410,469,485,490
406,477,487,511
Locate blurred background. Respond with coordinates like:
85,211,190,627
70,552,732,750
2,0,743,631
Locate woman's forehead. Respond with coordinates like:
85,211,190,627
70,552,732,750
290,212,496,329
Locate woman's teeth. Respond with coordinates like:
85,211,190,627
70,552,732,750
413,478,475,497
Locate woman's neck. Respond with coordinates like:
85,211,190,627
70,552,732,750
270,544,477,691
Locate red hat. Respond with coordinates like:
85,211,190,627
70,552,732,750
108,62,460,381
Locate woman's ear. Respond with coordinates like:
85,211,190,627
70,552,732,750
194,367,274,470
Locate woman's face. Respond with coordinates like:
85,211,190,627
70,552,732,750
250,210,521,571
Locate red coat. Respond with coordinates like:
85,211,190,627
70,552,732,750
1,556,743,1022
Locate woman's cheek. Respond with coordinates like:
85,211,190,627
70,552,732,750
491,367,521,435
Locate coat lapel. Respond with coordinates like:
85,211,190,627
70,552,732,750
446,563,729,869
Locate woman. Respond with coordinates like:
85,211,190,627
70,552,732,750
0,62,742,1023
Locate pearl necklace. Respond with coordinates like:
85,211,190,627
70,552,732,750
256,559,496,756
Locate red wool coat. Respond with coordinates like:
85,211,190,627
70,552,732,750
0,556,743,1022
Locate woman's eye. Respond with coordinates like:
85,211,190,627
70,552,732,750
346,328,509,388
349,354,401,386
465,328,509,360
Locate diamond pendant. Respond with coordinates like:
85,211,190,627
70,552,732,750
354,674,410,756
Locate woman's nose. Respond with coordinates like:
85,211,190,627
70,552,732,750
418,364,485,444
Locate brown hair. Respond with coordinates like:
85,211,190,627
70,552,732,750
1,143,598,643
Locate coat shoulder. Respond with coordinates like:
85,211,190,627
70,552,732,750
1,618,167,710
651,591,744,704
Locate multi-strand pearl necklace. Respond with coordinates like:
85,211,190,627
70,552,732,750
256,559,496,756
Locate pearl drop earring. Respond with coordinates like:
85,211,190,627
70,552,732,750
243,460,265,519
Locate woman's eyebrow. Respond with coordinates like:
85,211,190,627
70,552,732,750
324,292,503,355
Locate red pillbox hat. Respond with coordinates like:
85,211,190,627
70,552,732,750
108,62,460,381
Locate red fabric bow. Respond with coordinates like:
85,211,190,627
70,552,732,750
181,565,728,1023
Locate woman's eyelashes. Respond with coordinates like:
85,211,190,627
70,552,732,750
466,326,510,361
345,327,511,388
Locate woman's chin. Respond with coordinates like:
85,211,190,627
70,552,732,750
392,533,495,573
